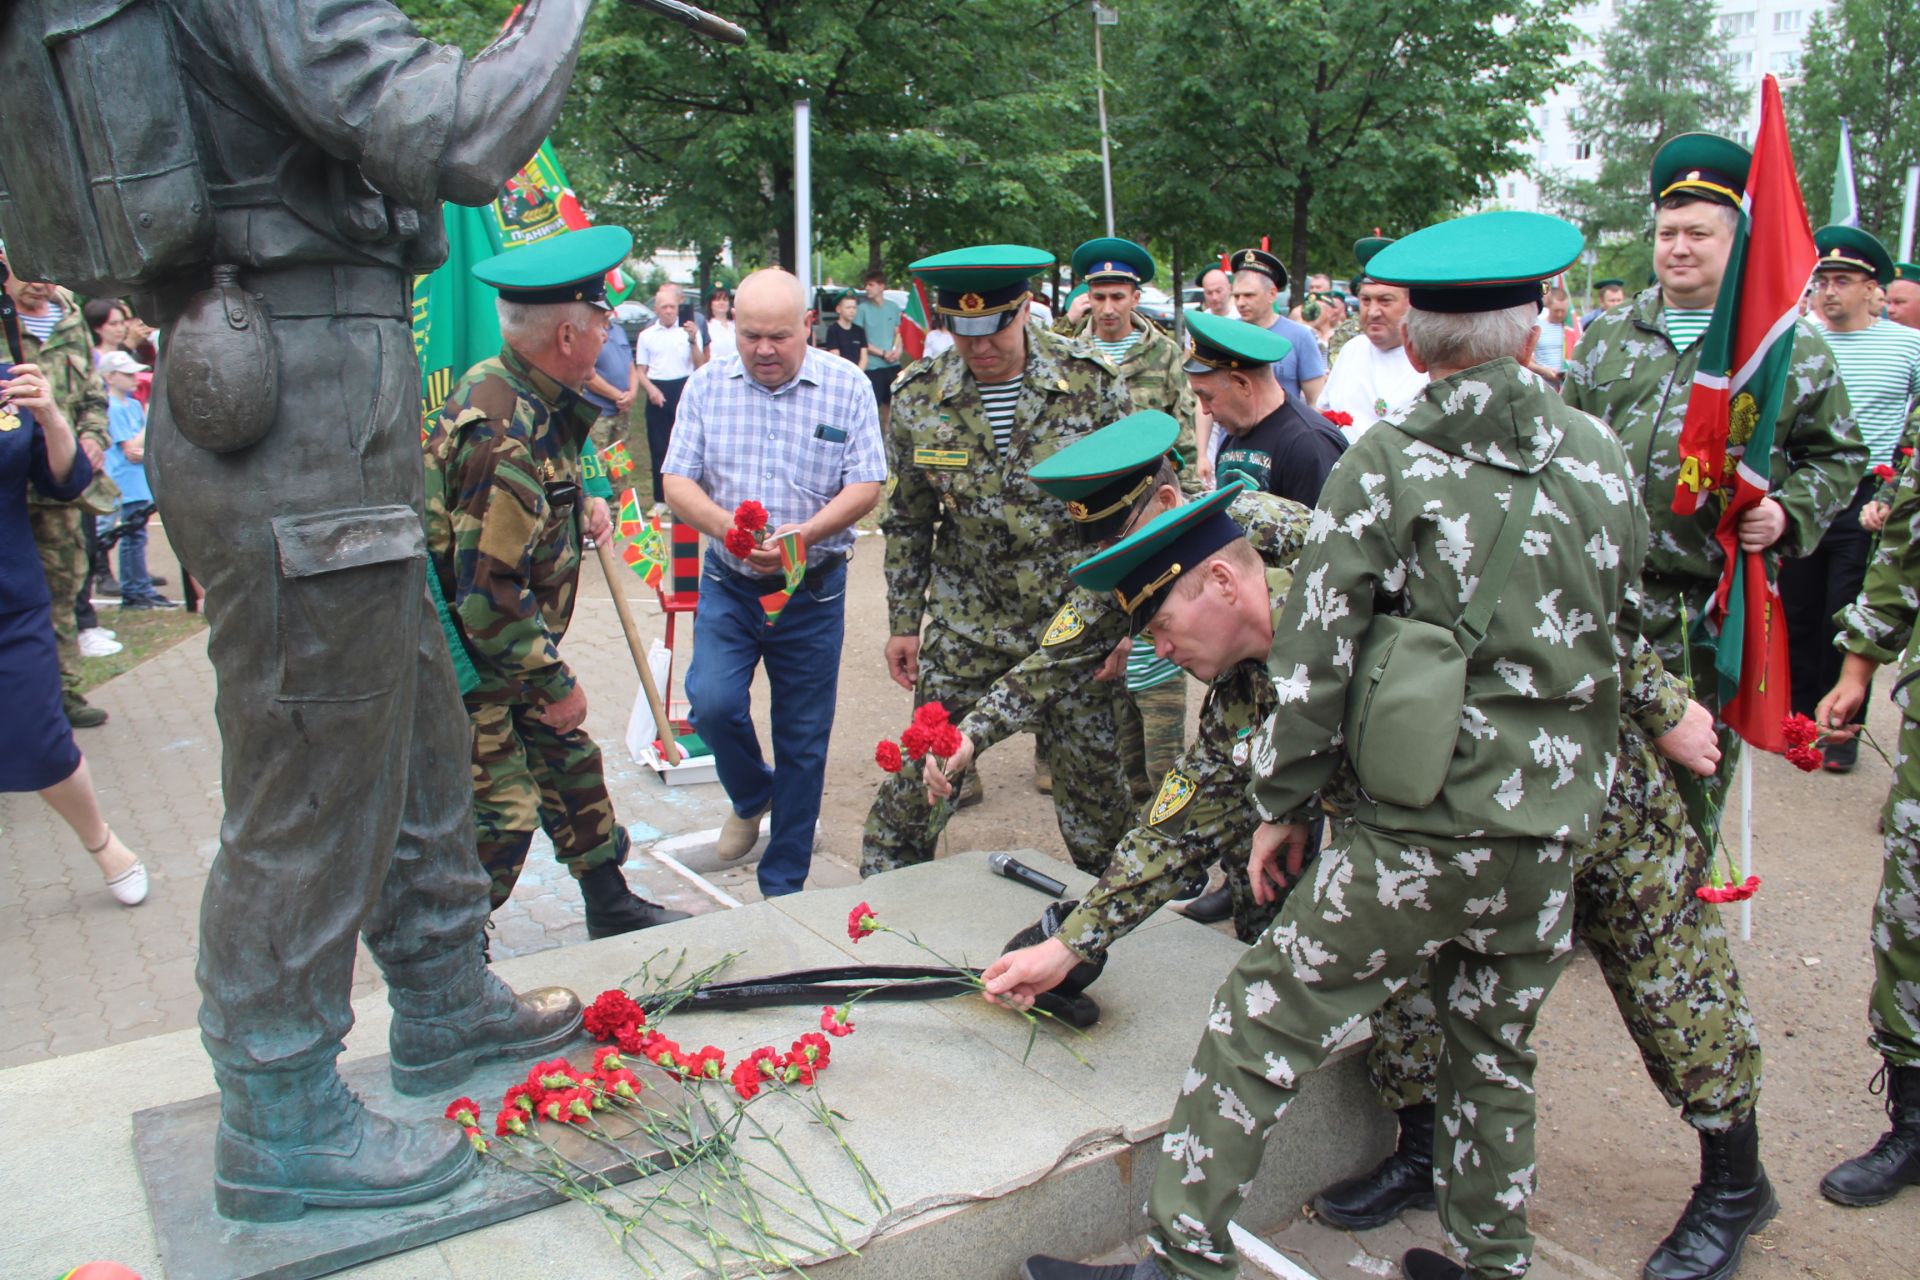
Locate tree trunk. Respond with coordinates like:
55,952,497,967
867,228,883,277
1288,171,1313,304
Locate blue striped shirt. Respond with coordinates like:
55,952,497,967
662,346,888,575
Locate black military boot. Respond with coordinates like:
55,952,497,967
1180,884,1234,924
213,1064,473,1221
1821,1061,1920,1207
1313,1103,1436,1228
580,859,691,939
1402,1249,1465,1280
386,947,584,1096
1643,1115,1777,1280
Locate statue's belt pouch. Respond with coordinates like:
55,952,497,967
1341,454,1541,811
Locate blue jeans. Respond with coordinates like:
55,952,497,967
684,550,848,896
111,501,156,601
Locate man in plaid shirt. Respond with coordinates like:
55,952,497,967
662,269,887,894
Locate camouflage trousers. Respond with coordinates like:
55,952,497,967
28,504,87,696
1148,824,1576,1280
1366,722,1762,1131
860,625,1133,877
1641,580,1743,838
466,699,623,909
1871,710,1920,1066
1116,673,1188,811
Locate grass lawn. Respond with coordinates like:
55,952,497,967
77,606,207,695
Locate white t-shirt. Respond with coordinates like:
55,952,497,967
636,321,698,381
707,318,737,364
1317,334,1428,438
924,329,955,359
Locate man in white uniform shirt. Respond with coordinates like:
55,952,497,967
1317,269,1427,439
635,286,707,510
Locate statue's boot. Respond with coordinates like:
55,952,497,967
386,946,583,1097
1643,1115,1777,1280
1312,1103,1436,1228
213,1065,473,1222
1821,1060,1920,1207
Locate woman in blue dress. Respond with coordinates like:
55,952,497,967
2,360,146,905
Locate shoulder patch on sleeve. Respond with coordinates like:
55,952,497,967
1148,771,1197,826
1041,601,1086,646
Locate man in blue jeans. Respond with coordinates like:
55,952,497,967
662,268,887,895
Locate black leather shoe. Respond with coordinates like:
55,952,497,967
1314,1104,1436,1228
1822,736,1859,773
1180,884,1233,924
1021,1257,1165,1280
1643,1115,1777,1280
1821,1062,1920,1207
1003,899,1106,995
580,859,691,939
1402,1248,1465,1280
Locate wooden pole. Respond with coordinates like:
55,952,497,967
594,538,683,765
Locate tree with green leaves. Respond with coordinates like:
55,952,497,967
1104,0,1576,293
1547,0,1741,244
1789,0,1920,240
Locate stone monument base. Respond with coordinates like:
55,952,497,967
4,851,1392,1279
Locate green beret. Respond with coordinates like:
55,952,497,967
1814,224,1895,285
1649,133,1751,208
1182,309,1292,374
1073,237,1155,286
473,225,634,308
1070,481,1250,634
1030,410,1181,542
910,244,1054,336
1366,211,1583,314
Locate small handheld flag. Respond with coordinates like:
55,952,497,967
758,532,807,626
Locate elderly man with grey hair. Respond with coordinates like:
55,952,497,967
634,283,709,511
662,269,887,895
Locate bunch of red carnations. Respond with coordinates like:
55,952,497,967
723,499,769,558
874,701,963,774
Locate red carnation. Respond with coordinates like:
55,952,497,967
912,701,951,729
821,1004,856,1037
929,722,964,758
1781,713,1821,749
724,526,757,558
536,1092,569,1124
847,901,879,941
1324,409,1354,428
558,1086,596,1123
875,739,904,773
592,1045,626,1073
464,1126,489,1154
1873,463,1897,481
495,1107,529,1137
599,1067,643,1100
1785,743,1824,772
503,1082,537,1113
444,1097,481,1127
583,989,644,1041
900,723,934,760
682,1045,728,1079
1696,875,1762,904
531,1058,580,1092
730,1057,764,1101
790,1032,832,1068
734,500,769,533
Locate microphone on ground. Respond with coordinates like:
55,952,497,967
988,852,1067,899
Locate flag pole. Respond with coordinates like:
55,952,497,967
1739,748,1753,941
1901,164,1920,263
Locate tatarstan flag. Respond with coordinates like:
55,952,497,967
1669,75,1816,753
898,278,933,361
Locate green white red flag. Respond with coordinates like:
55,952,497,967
1668,75,1816,753
898,279,933,360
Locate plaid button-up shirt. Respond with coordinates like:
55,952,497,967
662,345,887,575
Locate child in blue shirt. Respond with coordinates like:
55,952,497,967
99,351,175,609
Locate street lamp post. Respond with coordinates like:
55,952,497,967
1092,2,1117,238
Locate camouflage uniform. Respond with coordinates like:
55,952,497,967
1564,285,1864,828
1149,361,1649,1280
1835,457,1920,1067
1325,315,1362,368
959,491,1314,950
19,289,109,701
424,346,621,909
863,327,1134,876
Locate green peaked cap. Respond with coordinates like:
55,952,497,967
1070,479,1251,633
1895,262,1920,282
1365,211,1583,313
910,243,1054,335
473,225,633,307
1814,224,1895,285
1030,410,1180,540
1182,308,1292,374
1072,237,1155,285
1649,132,1751,207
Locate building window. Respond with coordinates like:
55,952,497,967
1770,49,1799,73
1720,11,1755,36
1505,181,1517,199
1574,141,1593,161
1724,50,1753,74
1773,9,1801,32
1731,128,1752,145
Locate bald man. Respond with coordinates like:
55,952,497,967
662,270,888,895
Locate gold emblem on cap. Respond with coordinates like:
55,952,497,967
1115,562,1183,614
1239,250,1258,267
958,291,986,314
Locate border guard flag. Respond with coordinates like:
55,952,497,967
1669,75,1817,753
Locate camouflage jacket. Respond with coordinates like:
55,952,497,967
883,325,1132,649
1563,286,1864,589
423,345,598,706
960,490,1313,753
18,288,109,508
1053,311,1203,493
1837,454,1920,712
1250,359,1650,842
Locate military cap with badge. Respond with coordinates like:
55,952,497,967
1350,234,1394,295
1070,481,1252,634
1897,262,1920,283
1649,132,1751,208
1230,246,1288,294
1813,224,1896,286
910,243,1053,336
1182,309,1292,375
1072,236,1155,287
1030,409,1182,543
472,223,634,308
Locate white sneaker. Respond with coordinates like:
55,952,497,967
79,628,124,657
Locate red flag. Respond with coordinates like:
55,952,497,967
898,278,933,361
